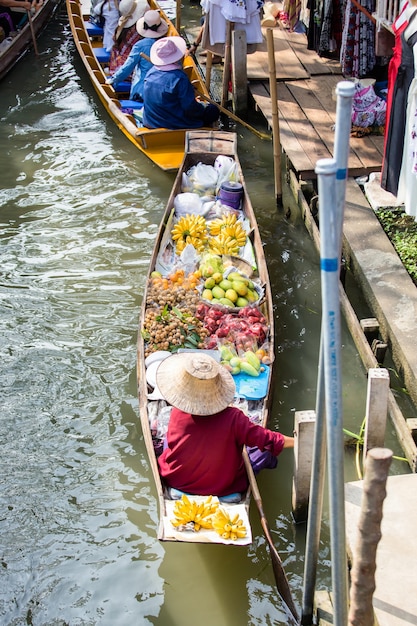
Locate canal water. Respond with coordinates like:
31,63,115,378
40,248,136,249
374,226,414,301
0,7,409,626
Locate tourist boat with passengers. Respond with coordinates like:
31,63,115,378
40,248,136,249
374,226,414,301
66,0,212,171
0,0,59,81
137,130,276,544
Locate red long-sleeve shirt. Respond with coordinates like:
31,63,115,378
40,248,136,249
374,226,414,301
158,406,285,496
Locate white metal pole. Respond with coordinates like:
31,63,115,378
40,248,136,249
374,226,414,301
301,81,354,624
334,81,355,243
317,157,349,626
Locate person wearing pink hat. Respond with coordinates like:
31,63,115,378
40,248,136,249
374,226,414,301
106,9,168,102
142,36,220,129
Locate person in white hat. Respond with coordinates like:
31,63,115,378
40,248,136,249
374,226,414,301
90,0,120,53
155,353,294,500
142,36,220,129
106,9,169,102
109,0,149,75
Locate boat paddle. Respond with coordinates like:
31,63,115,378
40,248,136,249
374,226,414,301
197,92,272,141
27,9,39,56
243,449,300,623
139,51,271,141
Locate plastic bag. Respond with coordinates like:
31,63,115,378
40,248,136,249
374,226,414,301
179,244,200,275
186,163,218,195
214,155,239,190
174,192,203,216
351,83,386,128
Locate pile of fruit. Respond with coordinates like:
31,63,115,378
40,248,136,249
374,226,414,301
195,304,268,352
170,494,247,540
219,346,266,377
201,271,259,308
142,269,208,357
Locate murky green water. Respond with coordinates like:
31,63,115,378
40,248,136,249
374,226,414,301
0,7,409,626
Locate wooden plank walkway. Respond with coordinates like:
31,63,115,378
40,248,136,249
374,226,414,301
247,25,385,180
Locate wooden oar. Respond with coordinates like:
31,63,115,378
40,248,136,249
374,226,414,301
198,93,271,141
27,9,39,56
243,449,300,623
139,51,271,141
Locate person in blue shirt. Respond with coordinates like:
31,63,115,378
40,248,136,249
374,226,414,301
105,9,168,102
142,36,219,130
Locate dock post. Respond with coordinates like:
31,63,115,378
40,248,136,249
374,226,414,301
221,21,233,109
266,27,282,204
364,368,389,460
231,30,247,114
292,410,316,523
348,447,393,626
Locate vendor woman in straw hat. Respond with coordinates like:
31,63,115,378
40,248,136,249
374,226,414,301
108,0,149,75
106,9,169,102
142,36,220,130
156,353,294,501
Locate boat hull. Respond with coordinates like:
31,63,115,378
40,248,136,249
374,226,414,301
137,130,275,543
66,0,212,171
0,0,60,81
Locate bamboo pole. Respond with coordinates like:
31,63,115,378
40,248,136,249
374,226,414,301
221,20,233,108
348,448,393,625
27,9,39,56
205,51,213,91
176,0,181,33
266,28,282,203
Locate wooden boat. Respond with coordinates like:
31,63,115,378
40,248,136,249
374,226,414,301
137,130,275,543
0,0,60,81
66,0,212,171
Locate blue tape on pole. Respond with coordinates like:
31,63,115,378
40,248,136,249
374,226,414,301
321,258,338,271
336,168,347,180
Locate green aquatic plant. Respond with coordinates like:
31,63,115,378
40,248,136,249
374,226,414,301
375,208,417,286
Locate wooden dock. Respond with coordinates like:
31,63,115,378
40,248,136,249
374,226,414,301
246,25,384,180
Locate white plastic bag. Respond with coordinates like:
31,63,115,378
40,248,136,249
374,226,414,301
186,163,218,195
214,155,239,189
174,192,203,216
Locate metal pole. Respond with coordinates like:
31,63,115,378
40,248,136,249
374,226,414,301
301,338,327,625
334,81,355,242
301,81,354,624
317,157,349,626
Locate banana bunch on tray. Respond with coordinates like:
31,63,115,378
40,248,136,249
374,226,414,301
208,214,247,255
171,494,219,531
212,507,247,540
171,214,207,254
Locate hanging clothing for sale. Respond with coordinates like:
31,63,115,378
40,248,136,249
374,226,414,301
383,0,413,161
381,7,417,196
396,18,417,217
340,0,376,78
200,0,263,55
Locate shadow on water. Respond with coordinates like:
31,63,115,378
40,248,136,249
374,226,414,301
0,6,410,626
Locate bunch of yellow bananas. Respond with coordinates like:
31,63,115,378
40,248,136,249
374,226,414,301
212,507,247,540
208,214,246,255
171,214,207,254
209,213,240,236
171,494,219,532
208,232,242,255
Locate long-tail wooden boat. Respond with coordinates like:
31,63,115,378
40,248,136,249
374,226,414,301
66,0,211,171
0,0,60,81
137,130,275,543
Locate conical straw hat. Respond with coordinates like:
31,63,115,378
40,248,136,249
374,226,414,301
156,353,236,415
